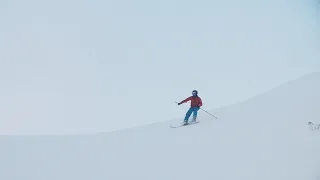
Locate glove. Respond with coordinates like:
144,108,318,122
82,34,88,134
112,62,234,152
178,102,182,105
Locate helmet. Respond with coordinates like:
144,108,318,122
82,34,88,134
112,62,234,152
192,90,198,96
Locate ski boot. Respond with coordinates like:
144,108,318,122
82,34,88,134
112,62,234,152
190,117,197,123
182,120,189,125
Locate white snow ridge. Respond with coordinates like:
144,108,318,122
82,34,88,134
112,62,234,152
1,72,320,180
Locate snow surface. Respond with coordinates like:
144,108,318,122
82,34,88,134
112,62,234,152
1,72,320,180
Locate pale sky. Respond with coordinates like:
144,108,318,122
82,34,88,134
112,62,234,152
0,0,319,135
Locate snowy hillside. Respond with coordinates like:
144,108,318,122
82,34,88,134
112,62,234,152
1,72,320,180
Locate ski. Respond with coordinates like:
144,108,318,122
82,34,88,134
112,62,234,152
170,121,199,128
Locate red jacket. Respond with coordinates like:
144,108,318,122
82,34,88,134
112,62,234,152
179,96,202,108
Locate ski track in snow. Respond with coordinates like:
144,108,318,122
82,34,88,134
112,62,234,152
1,72,320,180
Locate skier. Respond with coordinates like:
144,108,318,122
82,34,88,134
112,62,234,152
177,90,202,125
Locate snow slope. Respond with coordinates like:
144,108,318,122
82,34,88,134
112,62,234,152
1,72,320,180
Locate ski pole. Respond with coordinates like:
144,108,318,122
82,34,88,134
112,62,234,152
200,108,218,119
175,102,218,119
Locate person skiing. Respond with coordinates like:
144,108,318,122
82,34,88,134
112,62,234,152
177,90,202,125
